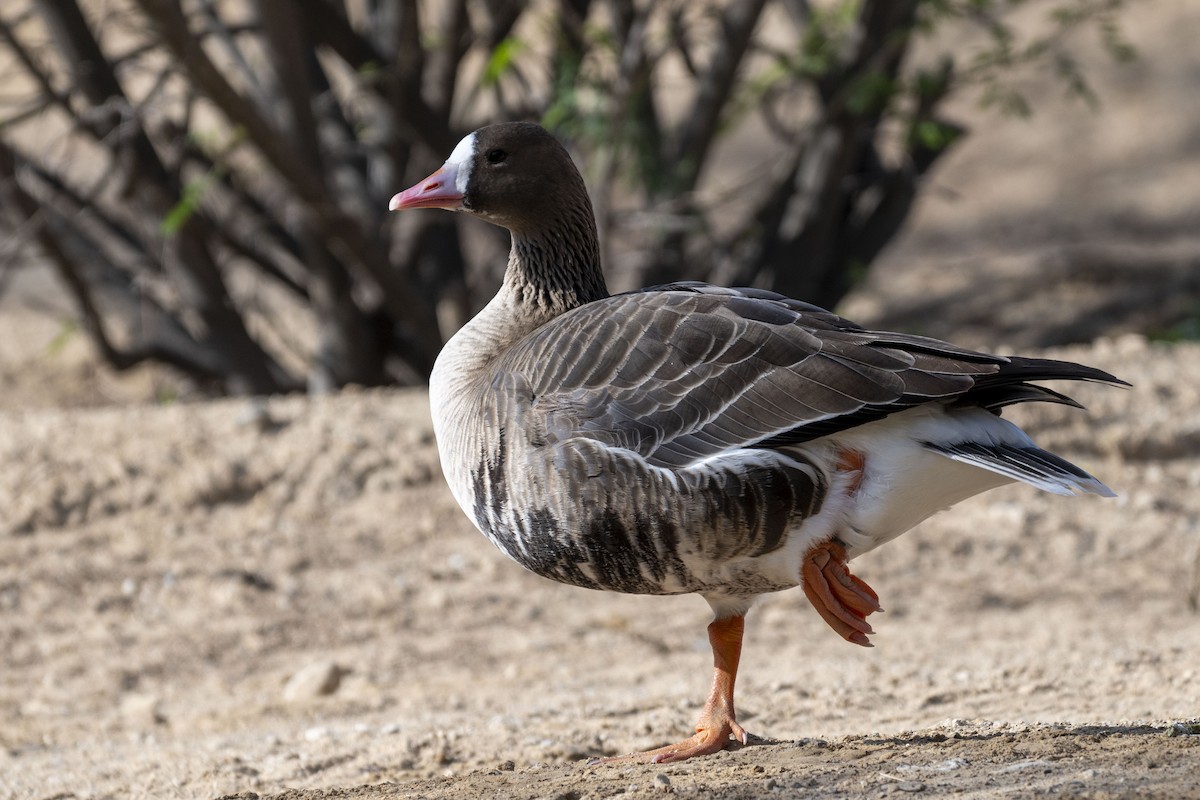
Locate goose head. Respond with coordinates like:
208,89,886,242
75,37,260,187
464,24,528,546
389,122,607,312
390,122,592,236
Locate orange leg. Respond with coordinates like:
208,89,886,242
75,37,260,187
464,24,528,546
591,615,748,765
801,539,882,647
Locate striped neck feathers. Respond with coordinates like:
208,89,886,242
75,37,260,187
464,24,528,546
503,201,608,318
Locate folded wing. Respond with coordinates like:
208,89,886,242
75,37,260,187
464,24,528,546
496,284,1125,468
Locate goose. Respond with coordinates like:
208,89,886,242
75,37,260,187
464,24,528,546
389,122,1125,764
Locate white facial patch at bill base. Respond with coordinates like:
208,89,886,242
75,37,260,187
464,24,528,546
446,132,476,195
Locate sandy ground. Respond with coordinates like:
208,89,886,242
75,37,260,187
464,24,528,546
2,334,1199,800
4,6,1200,799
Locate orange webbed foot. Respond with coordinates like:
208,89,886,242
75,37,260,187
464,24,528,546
801,539,882,647
589,711,748,765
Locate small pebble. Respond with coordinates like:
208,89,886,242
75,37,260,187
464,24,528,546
304,726,331,741
120,693,166,726
283,661,348,701
1167,722,1200,737
236,399,278,432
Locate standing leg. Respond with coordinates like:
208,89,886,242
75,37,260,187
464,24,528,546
592,615,749,765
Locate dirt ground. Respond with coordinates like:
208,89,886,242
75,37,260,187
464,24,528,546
3,335,1200,800
4,6,1200,800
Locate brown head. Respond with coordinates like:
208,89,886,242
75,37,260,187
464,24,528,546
391,122,607,311
391,122,593,236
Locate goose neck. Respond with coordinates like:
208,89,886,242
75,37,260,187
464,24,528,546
503,214,608,319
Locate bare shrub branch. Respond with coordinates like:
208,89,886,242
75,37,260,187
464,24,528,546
0,0,1135,394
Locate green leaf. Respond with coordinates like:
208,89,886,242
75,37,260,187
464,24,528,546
913,119,962,151
160,176,208,236
845,71,897,115
160,128,240,236
157,386,180,406
980,82,1032,118
481,36,526,88
797,0,858,78
1099,17,1137,62
1148,306,1200,343
44,318,79,357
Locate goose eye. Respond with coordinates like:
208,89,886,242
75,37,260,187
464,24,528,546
486,148,507,164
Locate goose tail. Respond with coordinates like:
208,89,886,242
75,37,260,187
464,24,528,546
922,440,1116,498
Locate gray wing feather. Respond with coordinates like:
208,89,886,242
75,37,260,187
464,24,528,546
495,285,1111,467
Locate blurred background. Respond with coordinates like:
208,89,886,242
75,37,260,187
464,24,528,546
4,5,1200,796
0,0,1196,405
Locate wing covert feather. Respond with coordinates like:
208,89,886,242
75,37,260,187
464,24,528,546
495,286,1008,466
